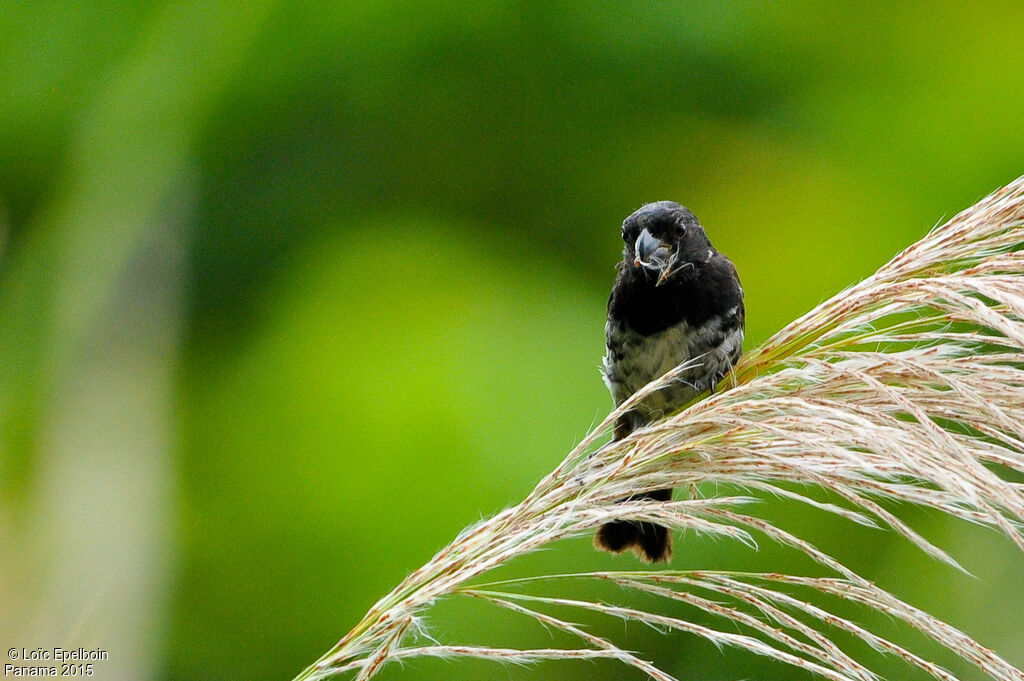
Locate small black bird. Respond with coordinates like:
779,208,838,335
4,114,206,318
596,201,744,562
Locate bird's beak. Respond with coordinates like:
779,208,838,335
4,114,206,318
633,228,675,285
634,228,661,264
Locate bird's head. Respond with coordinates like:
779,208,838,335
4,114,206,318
621,201,713,286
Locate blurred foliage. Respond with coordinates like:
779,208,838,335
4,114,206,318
2,2,1023,680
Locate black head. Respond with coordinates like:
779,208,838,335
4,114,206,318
621,201,714,286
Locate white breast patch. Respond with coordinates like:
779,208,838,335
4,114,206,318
603,316,743,423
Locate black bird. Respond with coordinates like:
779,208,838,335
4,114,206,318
595,201,744,562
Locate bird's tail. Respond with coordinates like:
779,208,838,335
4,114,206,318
594,488,673,563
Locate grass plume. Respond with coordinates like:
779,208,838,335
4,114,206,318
293,177,1024,681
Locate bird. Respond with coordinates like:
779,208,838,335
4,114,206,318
595,201,745,562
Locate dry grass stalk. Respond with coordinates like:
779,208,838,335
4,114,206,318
293,176,1024,681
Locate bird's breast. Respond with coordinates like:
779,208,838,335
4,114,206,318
603,312,743,420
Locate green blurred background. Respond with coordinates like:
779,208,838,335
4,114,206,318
2,2,1023,680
